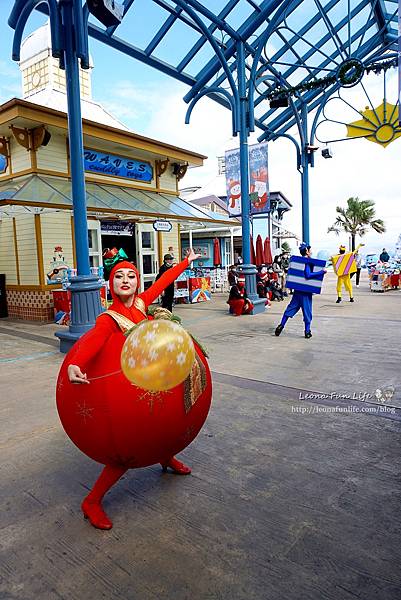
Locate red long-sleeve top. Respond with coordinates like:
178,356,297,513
70,258,190,369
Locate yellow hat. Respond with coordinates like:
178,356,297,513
339,245,346,252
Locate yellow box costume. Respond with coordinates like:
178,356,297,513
332,244,363,301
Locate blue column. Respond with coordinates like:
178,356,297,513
55,0,102,353
237,41,265,314
301,155,310,245
300,103,310,245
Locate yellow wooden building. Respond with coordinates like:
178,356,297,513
0,23,232,321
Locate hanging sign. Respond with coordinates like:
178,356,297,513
153,220,172,232
224,142,269,217
101,221,135,236
84,149,153,182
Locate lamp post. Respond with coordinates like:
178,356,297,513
9,0,102,352
235,41,263,309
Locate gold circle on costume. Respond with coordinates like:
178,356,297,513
121,320,196,391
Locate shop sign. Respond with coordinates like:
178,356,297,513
101,221,135,236
84,149,153,182
153,220,172,232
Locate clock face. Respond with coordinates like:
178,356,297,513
32,71,41,87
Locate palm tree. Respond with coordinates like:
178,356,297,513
327,197,385,251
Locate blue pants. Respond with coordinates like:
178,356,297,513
280,292,312,333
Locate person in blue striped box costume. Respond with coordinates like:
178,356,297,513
275,243,326,339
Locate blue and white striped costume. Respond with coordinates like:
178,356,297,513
280,257,325,333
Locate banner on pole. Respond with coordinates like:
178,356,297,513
224,147,242,217
249,142,269,215
224,142,269,217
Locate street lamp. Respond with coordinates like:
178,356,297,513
87,0,123,27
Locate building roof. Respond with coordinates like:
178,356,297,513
20,88,128,130
189,194,230,213
0,98,207,165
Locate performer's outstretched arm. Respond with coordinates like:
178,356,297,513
140,249,200,307
305,264,326,280
140,258,190,307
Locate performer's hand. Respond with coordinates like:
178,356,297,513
67,364,90,384
186,248,201,263
323,269,327,274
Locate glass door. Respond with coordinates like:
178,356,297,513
224,238,232,268
136,223,159,292
87,220,102,269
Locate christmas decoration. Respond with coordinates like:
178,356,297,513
267,58,397,102
121,320,196,391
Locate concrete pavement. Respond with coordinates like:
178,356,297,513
0,270,400,600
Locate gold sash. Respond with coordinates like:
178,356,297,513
134,296,146,316
102,310,136,334
184,354,207,413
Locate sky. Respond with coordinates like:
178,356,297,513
0,0,400,256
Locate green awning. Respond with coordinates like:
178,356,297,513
0,174,235,226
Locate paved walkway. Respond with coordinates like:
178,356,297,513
0,271,400,599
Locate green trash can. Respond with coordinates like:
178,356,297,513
0,274,8,318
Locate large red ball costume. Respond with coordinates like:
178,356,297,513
56,257,212,529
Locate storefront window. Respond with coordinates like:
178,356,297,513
87,220,102,268
141,231,153,250
142,254,153,274
88,229,99,251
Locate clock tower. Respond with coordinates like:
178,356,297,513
19,21,92,101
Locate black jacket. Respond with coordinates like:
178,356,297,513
156,264,174,297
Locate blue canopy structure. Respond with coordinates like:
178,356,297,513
7,0,399,341
83,1,398,135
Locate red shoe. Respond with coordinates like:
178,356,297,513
161,457,191,475
81,498,113,530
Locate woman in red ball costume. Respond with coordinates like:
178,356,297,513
57,247,211,530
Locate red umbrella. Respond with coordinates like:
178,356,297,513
250,235,256,265
255,234,264,266
213,237,222,266
264,237,273,264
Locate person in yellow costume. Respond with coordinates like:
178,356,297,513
335,244,364,303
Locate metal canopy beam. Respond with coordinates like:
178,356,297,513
22,0,400,278
371,0,392,42
33,0,398,133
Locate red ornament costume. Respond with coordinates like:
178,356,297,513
56,257,212,529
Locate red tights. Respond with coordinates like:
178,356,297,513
82,457,191,530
